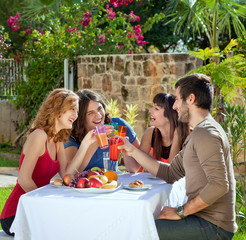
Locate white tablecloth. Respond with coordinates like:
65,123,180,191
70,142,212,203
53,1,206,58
11,173,187,240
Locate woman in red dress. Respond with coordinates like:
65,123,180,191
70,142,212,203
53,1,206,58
0,88,96,236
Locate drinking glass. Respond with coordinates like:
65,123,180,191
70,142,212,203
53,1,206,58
118,125,127,137
109,136,124,166
103,151,118,172
106,122,118,137
94,125,109,149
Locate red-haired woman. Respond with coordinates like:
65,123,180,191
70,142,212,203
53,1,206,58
0,88,96,236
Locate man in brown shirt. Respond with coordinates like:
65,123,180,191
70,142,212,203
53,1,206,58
119,74,237,239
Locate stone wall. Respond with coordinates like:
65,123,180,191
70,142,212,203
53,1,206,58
0,101,24,144
77,53,202,139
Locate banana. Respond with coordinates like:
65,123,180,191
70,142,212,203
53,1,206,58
88,175,108,184
102,180,118,189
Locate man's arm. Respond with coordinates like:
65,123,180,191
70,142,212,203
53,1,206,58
157,195,208,220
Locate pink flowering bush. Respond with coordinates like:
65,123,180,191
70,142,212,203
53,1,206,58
5,0,155,127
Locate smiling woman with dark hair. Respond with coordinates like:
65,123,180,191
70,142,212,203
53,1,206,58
64,89,140,173
139,93,189,171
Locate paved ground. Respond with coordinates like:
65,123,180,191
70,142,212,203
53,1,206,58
0,167,18,188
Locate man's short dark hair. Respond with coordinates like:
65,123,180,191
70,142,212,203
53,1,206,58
175,74,214,111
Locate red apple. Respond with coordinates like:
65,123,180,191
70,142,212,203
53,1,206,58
77,178,89,188
63,174,72,186
88,171,100,177
88,177,103,188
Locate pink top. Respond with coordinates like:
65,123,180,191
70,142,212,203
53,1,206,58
0,141,60,219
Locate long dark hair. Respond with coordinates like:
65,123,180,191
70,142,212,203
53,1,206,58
152,93,189,160
71,89,111,142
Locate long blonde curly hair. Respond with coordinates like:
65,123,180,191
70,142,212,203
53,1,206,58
29,88,79,143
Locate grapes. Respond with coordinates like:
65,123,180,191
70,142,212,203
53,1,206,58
70,170,89,188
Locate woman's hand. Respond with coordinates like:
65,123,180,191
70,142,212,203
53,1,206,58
82,129,97,146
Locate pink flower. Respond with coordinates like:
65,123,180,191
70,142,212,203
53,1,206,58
14,56,21,62
106,5,116,20
109,0,133,7
133,25,148,47
7,13,21,31
65,28,78,36
116,42,124,52
128,33,135,39
81,12,92,27
98,34,106,43
25,27,31,35
38,27,45,35
128,11,140,22
127,50,132,54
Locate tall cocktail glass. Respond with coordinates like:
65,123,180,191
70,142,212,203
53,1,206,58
109,136,124,171
94,125,109,149
118,125,127,137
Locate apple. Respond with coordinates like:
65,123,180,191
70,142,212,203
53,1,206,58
63,174,72,186
77,178,89,188
88,171,100,177
88,177,103,188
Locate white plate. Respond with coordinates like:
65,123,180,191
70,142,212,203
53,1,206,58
74,182,122,194
51,183,71,189
123,184,152,191
52,182,122,194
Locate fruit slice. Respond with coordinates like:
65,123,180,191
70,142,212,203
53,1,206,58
91,167,102,172
102,180,117,189
88,175,108,184
104,170,118,181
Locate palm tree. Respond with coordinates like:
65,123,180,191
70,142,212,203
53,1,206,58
166,0,246,49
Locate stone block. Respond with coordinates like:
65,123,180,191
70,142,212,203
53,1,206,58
124,61,131,76
151,85,165,99
133,62,143,76
88,64,95,77
185,62,195,73
163,54,171,62
175,63,185,77
133,55,149,61
96,64,106,74
139,86,151,101
77,64,87,78
120,74,127,84
174,54,188,62
85,57,91,63
82,78,92,89
106,56,113,70
169,64,176,74
143,60,157,77
126,77,136,85
114,56,124,72
152,54,163,63
92,57,100,63
102,74,112,92
137,77,147,85
101,56,106,63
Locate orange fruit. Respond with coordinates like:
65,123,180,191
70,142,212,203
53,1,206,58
104,170,118,181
